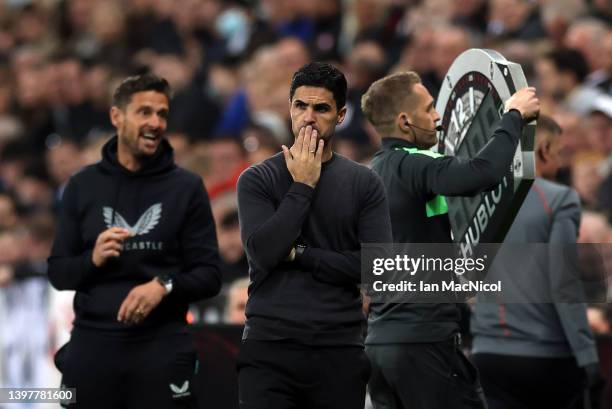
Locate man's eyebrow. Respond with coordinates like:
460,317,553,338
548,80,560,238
136,104,168,112
314,103,331,109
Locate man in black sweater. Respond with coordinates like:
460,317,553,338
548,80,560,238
237,62,392,409
48,74,221,409
361,71,540,409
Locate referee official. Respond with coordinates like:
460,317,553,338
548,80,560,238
361,71,540,409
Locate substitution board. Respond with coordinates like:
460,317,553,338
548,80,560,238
434,49,536,257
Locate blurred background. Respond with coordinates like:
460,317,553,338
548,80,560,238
0,0,610,407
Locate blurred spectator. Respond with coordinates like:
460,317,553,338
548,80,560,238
82,62,115,133
211,192,248,284
535,47,596,114
149,52,220,140
337,40,387,148
208,60,241,106
452,0,489,34
1,214,54,393
45,138,83,203
343,0,402,47
488,0,547,40
572,152,606,209
586,30,612,95
88,1,129,65
259,0,314,43
588,305,611,335
13,4,55,52
12,164,53,215
216,39,309,139
80,135,108,167
46,54,109,143
579,211,611,244
496,40,538,83
0,139,33,191
309,0,343,60
393,24,435,77
195,136,248,199
541,0,587,45
422,24,473,98
0,192,19,231
585,94,612,155
224,277,249,325
564,18,609,75
166,131,191,167
12,49,55,150
241,124,281,164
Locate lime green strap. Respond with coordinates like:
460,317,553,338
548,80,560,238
394,146,448,217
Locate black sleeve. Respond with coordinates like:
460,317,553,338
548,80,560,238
170,179,222,302
403,110,523,198
47,178,99,290
298,172,393,286
237,166,314,272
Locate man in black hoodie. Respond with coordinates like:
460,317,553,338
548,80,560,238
236,62,392,409
361,71,540,409
48,74,221,409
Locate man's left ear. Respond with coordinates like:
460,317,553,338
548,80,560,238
110,106,123,128
337,106,347,124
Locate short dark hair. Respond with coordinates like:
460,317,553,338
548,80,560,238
112,73,172,109
536,114,562,137
535,114,562,154
289,62,347,109
544,48,589,83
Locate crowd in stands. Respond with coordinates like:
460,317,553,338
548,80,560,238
0,0,610,395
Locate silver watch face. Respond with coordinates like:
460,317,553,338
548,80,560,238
434,49,536,256
164,281,173,293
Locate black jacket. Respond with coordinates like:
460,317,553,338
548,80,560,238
367,110,524,343
48,136,221,331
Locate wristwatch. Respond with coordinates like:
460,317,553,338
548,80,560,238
295,245,307,261
155,274,173,295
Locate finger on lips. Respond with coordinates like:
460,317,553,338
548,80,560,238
295,127,305,150
308,130,318,154
302,137,310,159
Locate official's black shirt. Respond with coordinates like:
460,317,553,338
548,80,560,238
367,110,524,343
237,152,392,346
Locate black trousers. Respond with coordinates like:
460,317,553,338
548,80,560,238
237,339,371,409
472,353,585,409
366,341,487,409
55,326,198,409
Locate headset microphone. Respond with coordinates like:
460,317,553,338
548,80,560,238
405,122,444,133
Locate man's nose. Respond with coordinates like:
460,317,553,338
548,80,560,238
433,108,441,123
303,107,316,124
148,114,162,129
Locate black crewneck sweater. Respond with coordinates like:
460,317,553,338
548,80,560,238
237,152,392,346
48,136,221,332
